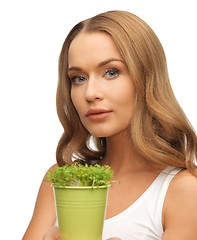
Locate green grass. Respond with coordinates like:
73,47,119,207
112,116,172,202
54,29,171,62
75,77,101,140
45,162,114,187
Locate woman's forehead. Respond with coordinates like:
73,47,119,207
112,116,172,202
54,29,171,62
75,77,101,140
68,32,123,68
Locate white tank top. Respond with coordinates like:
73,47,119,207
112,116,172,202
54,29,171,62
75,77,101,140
102,167,182,240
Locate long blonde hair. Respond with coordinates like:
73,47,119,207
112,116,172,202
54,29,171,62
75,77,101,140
56,10,197,175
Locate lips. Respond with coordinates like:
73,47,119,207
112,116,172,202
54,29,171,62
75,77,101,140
86,108,112,117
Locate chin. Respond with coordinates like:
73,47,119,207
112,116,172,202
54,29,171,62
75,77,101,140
89,130,111,138
91,133,109,138
90,130,120,138
89,126,131,139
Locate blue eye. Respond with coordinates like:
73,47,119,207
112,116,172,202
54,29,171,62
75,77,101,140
71,76,86,84
105,69,119,79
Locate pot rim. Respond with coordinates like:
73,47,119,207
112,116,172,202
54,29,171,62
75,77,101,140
53,184,111,189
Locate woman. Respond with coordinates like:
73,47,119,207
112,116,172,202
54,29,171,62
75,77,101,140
23,10,197,240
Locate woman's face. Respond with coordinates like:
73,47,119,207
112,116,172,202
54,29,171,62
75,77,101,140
68,31,135,138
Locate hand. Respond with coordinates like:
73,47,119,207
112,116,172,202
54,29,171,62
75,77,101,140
42,227,121,240
43,226,60,240
107,237,122,240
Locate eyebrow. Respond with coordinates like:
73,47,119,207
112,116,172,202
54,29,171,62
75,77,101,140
68,58,124,72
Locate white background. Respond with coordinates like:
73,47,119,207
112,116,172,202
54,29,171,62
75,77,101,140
0,0,196,239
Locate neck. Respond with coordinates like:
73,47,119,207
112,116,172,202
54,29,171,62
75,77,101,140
99,130,149,174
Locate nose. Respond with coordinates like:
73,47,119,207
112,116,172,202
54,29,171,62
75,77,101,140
85,76,104,102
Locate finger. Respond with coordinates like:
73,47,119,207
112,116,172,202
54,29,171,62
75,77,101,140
43,226,60,240
107,238,122,240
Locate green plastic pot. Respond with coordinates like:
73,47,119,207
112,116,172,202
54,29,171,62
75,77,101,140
54,185,110,240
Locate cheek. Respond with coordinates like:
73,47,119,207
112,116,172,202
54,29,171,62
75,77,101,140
71,89,79,108
71,90,86,123
116,84,136,121
114,82,135,106
71,91,80,114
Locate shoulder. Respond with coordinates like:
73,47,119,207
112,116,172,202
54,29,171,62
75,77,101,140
163,169,197,239
23,163,59,239
34,163,59,213
41,163,59,193
36,163,59,210
46,163,59,172
165,168,197,201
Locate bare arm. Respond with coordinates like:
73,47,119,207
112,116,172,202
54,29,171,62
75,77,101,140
162,170,197,240
23,164,58,240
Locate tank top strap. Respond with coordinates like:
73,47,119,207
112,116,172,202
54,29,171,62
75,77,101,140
152,166,183,236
